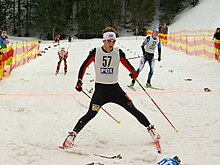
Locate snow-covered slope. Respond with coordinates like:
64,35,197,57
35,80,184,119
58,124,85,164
1,0,220,164
1,37,220,165
169,0,220,31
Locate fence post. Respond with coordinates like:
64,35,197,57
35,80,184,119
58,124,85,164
203,34,206,58
186,35,188,55
194,36,196,56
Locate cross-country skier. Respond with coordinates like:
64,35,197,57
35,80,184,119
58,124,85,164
130,27,161,87
56,47,68,75
61,26,161,149
54,34,60,43
156,156,181,165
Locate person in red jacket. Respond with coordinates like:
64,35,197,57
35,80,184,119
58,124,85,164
61,27,161,149
54,34,60,43
56,47,68,75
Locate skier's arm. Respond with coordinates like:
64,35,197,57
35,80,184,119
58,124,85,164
58,51,62,59
141,36,150,54
65,51,68,58
157,40,161,61
119,49,138,79
75,49,96,92
78,48,96,80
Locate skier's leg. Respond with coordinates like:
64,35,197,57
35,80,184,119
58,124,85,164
112,85,150,127
146,59,155,86
73,95,106,134
64,59,67,73
63,86,108,148
130,56,147,86
56,60,62,73
112,84,160,141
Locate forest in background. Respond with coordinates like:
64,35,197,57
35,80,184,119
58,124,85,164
0,0,198,39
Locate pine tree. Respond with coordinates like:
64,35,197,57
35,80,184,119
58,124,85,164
32,0,72,39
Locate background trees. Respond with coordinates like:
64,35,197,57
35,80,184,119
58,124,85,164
0,0,198,39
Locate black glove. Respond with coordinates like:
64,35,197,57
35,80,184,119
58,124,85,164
158,55,161,62
75,80,83,92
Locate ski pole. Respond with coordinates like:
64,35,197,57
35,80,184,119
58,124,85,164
135,79,178,132
82,90,121,124
127,56,140,60
67,41,72,51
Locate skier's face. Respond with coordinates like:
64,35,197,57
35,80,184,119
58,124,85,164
103,39,116,52
153,31,159,38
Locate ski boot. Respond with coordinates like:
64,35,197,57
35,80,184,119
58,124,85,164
147,124,161,142
146,81,151,87
62,131,77,149
55,69,59,75
128,79,135,87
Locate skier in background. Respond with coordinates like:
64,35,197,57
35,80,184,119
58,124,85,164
54,34,60,44
130,27,161,87
61,26,161,149
156,156,181,165
56,47,68,75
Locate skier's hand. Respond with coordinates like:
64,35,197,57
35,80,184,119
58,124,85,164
158,55,161,62
75,80,83,92
129,71,138,80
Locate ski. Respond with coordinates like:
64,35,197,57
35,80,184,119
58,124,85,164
127,85,136,91
145,86,164,90
55,72,67,75
58,145,122,159
93,153,122,160
58,145,91,156
58,145,65,149
155,140,162,153
86,163,104,165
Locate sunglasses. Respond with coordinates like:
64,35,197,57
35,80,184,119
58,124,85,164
107,39,116,43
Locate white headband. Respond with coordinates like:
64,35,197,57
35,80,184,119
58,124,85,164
103,32,116,40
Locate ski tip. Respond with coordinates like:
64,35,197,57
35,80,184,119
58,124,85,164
117,120,121,124
58,145,64,149
176,129,180,133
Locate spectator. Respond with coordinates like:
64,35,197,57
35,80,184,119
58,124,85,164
159,23,163,33
159,23,168,34
0,31,10,49
213,27,220,40
213,27,220,62
163,23,168,34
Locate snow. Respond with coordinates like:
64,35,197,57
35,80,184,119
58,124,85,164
1,1,220,165
169,0,220,31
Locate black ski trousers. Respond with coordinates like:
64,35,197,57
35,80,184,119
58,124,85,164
73,83,151,133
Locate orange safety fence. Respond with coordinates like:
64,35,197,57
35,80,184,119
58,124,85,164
0,41,40,80
146,30,219,62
